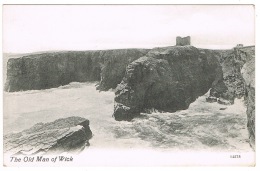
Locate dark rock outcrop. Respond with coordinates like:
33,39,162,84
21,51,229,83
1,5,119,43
206,96,217,103
4,49,149,92
3,117,92,155
209,46,255,104
97,49,149,90
113,46,223,121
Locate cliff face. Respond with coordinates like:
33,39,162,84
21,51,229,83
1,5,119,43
5,49,149,92
5,52,100,91
113,46,223,121
209,47,255,103
208,46,255,149
97,49,149,90
241,50,255,149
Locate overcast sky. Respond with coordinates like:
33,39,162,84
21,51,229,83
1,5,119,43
3,5,255,53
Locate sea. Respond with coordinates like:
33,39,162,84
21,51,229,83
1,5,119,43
3,82,252,152
2,52,255,166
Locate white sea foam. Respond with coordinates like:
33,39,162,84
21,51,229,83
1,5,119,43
3,82,252,152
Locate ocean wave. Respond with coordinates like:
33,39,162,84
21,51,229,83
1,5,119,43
4,83,251,152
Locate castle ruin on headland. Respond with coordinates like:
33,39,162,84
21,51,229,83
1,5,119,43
236,44,244,48
176,36,191,46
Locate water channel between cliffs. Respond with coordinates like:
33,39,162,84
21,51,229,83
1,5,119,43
4,82,252,152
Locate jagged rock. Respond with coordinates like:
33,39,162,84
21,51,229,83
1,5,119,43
4,49,149,92
209,46,255,102
206,96,217,103
114,46,222,121
219,107,227,110
3,117,92,155
217,98,232,105
113,103,133,121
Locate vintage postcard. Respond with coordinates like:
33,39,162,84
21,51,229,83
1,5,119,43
2,4,255,166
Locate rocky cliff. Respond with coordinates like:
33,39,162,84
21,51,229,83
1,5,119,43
113,46,223,121
4,117,92,155
207,46,255,149
97,49,149,90
240,48,255,149
208,47,255,104
4,49,149,92
241,58,255,149
4,45,255,149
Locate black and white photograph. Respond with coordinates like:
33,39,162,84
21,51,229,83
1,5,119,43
2,4,255,167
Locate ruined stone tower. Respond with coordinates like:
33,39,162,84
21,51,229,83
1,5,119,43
176,36,191,46
236,44,244,48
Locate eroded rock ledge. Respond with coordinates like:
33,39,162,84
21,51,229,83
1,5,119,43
113,46,223,121
4,117,92,155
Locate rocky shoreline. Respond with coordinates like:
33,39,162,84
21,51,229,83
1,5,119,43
4,45,255,150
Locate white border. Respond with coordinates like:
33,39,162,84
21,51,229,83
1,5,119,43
0,0,258,170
